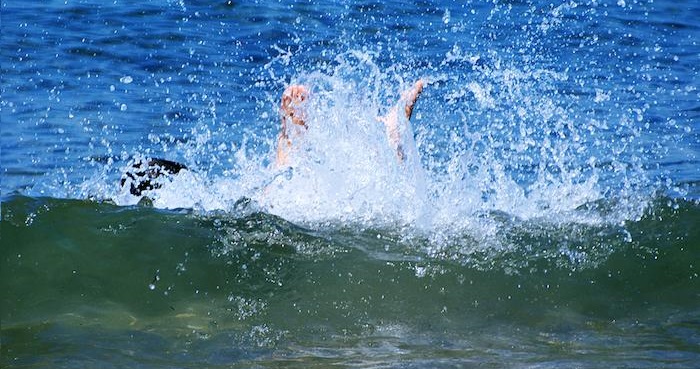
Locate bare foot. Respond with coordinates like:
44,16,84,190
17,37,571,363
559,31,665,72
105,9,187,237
277,84,309,166
402,79,424,120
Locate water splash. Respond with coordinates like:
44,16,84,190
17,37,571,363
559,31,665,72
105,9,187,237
93,48,652,241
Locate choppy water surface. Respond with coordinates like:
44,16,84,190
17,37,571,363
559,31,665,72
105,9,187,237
2,0,699,368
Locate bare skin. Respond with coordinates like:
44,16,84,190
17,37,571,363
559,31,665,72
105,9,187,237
378,79,424,162
276,80,424,167
276,85,310,166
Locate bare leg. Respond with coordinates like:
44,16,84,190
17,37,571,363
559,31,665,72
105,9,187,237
276,85,309,167
403,79,424,121
379,80,424,162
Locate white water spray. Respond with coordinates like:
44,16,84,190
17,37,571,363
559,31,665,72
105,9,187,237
98,50,651,237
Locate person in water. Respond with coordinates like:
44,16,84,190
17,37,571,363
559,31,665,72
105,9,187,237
121,80,425,196
276,80,424,166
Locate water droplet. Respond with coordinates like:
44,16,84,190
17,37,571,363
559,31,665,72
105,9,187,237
120,75,133,84
442,9,450,24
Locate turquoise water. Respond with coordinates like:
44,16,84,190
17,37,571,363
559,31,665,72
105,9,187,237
2,195,699,367
2,0,699,367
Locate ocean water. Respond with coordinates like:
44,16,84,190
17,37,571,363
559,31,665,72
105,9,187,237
1,0,699,368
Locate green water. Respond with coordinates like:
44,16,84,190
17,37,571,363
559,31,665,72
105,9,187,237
2,195,699,368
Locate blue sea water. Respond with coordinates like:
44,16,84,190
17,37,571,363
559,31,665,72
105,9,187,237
1,0,699,368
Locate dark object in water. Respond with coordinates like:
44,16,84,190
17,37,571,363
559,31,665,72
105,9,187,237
120,158,187,196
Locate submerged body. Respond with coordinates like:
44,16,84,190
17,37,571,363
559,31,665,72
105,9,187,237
119,158,188,196
121,80,425,199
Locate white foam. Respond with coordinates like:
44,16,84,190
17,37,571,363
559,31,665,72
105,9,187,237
100,51,651,239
